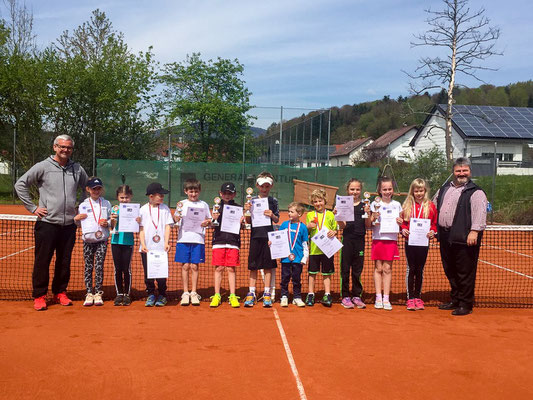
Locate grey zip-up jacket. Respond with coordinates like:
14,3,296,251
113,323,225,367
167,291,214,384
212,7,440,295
15,156,88,226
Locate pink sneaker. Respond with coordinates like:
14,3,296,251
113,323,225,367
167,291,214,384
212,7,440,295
53,292,73,306
34,296,47,311
406,299,416,311
341,297,355,309
415,298,425,310
352,297,366,309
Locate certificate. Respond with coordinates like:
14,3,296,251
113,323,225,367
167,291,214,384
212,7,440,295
182,207,207,233
147,250,169,279
118,203,140,233
79,203,99,234
335,195,354,221
408,218,431,247
251,197,271,227
379,205,400,234
268,229,290,260
221,204,243,235
310,227,343,259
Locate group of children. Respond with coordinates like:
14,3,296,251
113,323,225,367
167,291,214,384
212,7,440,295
76,171,437,311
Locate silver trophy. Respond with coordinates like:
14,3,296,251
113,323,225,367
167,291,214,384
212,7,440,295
372,196,382,226
245,187,253,230
212,197,221,227
175,201,183,227
110,205,119,234
362,192,370,219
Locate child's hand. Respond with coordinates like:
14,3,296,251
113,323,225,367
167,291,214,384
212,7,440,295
401,228,410,237
200,218,210,228
99,219,108,227
307,221,317,230
268,240,272,247
244,202,251,211
135,217,141,224
264,209,273,218
427,230,436,239
326,230,336,238
110,213,118,221
173,214,182,223
332,207,337,215
141,245,148,253
74,213,87,221
164,244,170,252
363,204,370,214
396,216,403,225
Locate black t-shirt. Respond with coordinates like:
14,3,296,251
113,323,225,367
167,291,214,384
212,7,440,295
342,203,367,238
250,196,279,239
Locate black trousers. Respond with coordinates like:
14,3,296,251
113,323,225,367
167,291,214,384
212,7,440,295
111,244,133,295
405,242,429,299
439,231,480,309
140,252,167,296
280,262,303,298
32,221,77,298
340,236,365,298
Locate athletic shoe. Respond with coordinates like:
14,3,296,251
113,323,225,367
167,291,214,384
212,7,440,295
145,294,156,307
180,292,190,306
114,295,124,306
228,294,240,308
406,299,416,311
244,292,256,307
341,297,355,309
374,300,383,309
383,301,393,311
54,292,73,306
210,293,222,308
93,292,104,306
83,293,94,307
415,298,425,310
352,297,366,309
305,293,315,307
321,294,332,307
292,298,305,307
263,293,273,308
280,296,289,307
155,295,167,307
34,296,47,311
122,295,132,306
190,291,201,306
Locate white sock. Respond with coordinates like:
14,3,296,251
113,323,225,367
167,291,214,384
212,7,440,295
249,287,256,293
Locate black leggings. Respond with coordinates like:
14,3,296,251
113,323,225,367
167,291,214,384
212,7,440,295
405,242,429,299
111,244,133,295
340,236,365,298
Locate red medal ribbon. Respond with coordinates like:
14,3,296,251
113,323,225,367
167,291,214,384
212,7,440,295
89,198,102,226
149,204,160,232
288,222,301,252
315,211,326,231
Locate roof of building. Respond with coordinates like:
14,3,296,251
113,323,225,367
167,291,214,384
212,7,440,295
364,125,417,150
330,137,372,157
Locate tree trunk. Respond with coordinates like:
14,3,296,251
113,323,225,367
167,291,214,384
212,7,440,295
445,0,459,166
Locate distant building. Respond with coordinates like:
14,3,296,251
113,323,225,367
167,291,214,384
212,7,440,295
363,125,417,162
329,137,373,166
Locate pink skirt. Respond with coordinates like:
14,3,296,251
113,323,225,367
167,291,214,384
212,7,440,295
371,240,400,261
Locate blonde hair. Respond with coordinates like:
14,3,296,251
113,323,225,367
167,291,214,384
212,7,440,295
288,202,305,215
309,188,327,204
402,178,430,220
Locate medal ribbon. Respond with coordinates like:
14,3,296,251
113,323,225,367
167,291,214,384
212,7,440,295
89,198,102,227
315,211,326,231
415,202,423,219
149,205,160,233
288,222,301,251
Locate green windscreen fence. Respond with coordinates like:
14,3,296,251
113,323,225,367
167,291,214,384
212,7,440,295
97,159,379,209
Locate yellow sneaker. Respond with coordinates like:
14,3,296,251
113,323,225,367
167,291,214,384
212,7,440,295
228,294,240,308
210,293,222,308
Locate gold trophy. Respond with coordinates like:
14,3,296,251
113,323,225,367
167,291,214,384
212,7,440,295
362,192,370,219
175,201,183,227
372,196,382,226
245,187,253,230
212,197,221,227
110,205,119,234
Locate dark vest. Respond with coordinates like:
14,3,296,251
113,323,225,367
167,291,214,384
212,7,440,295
436,180,484,245
212,200,241,247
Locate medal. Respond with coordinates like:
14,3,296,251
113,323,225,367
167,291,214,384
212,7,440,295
287,222,301,262
152,234,161,243
288,253,296,261
149,205,161,243
95,230,103,239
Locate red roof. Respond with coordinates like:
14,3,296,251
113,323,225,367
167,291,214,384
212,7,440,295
330,137,372,157
364,125,416,150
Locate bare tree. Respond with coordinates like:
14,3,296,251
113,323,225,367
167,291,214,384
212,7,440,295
406,0,500,164
2,0,36,55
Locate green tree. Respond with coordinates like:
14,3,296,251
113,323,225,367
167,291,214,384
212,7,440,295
158,53,254,162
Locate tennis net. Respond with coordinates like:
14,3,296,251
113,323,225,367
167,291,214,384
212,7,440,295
1,214,532,307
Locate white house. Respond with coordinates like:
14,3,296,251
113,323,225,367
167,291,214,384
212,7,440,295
363,125,417,162
329,137,373,166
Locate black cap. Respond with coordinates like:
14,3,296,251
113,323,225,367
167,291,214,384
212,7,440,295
220,182,236,193
87,177,103,188
146,182,169,195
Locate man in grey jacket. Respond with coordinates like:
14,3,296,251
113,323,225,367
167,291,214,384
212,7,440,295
15,135,88,310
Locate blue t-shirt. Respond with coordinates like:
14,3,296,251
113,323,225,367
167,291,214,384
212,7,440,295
110,206,135,246
279,221,309,264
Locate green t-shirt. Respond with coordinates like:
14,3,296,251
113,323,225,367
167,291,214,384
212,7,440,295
110,206,135,246
306,210,338,255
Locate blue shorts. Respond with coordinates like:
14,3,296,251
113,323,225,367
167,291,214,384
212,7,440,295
175,243,205,264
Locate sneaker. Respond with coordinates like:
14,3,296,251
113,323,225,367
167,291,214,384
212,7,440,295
352,297,366,309
180,292,190,306
190,291,201,306
155,295,167,307
383,301,392,311
228,294,240,308
34,296,47,311
406,299,416,311
210,293,222,308
145,294,156,307
54,292,73,306
292,298,305,307
114,295,124,306
341,297,355,309
93,292,104,306
415,298,425,310
122,295,132,306
374,300,383,309
280,296,289,307
305,293,315,307
83,293,94,307
321,294,332,307
244,292,256,307
263,293,272,308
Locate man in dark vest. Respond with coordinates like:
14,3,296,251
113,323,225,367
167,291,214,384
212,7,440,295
435,157,487,316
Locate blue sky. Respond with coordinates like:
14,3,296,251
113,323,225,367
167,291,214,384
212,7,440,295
1,0,532,128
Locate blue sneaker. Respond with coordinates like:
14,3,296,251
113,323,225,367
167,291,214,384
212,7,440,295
263,293,272,308
155,295,167,307
244,292,256,307
145,294,156,307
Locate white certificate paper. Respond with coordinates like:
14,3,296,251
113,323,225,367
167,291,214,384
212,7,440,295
310,227,343,259
79,203,99,234
118,203,140,233
408,218,431,247
335,195,354,221
251,197,271,228
182,207,206,233
268,229,291,260
379,205,400,234
147,250,169,279
221,204,243,235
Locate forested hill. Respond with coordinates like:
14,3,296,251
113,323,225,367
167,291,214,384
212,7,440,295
263,81,533,145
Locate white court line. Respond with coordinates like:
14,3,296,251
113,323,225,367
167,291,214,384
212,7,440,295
273,308,308,400
0,246,35,261
479,259,533,280
0,228,26,237
482,244,533,259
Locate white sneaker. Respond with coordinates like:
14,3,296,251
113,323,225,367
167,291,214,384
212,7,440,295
280,296,289,307
383,301,392,311
180,292,190,306
374,300,384,309
190,291,201,306
83,293,94,307
292,298,305,307
93,292,104,306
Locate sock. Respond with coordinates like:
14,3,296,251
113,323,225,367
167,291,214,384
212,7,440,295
383,294,390,302
264,288,270,295
249,287,256,293
308,292,314,296
376,293,383,302
325,292,330,295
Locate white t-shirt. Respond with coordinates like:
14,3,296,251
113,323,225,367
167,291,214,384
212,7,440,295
174,199,211,244
139,203,174,252
370,199,401,241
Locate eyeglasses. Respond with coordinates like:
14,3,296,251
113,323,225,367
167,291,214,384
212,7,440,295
55,144,73,151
